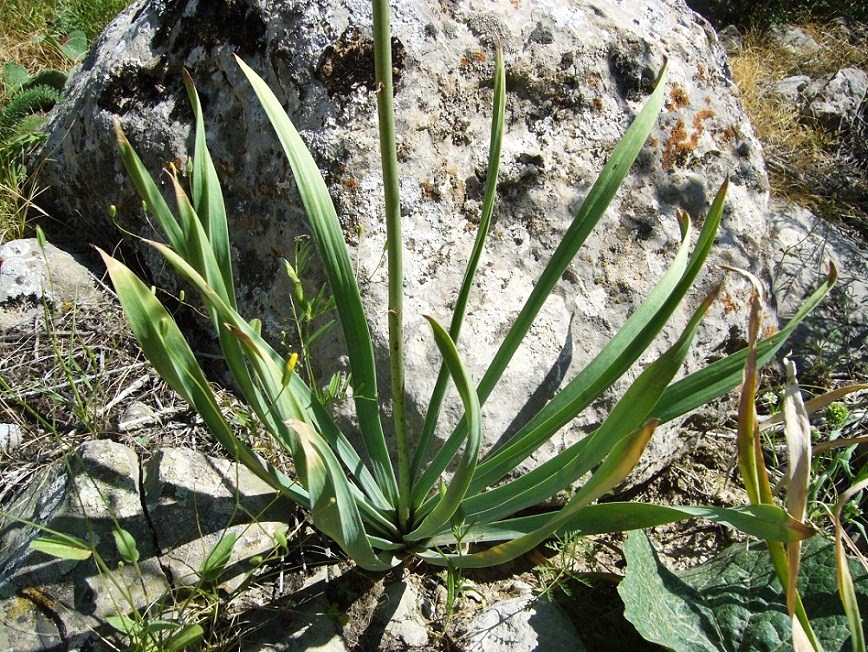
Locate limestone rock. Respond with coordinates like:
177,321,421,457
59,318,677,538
143,447,293,591
464,594,584,651
0,239,100,330
0,423,23,453
375,581,430,650
768,24,821,56
716,24,743,54
764,75,811,106
242,566,349,652
768,198,867,375
803,68,868,133
0,441,299,650
0,440,168,647
37,0,772,484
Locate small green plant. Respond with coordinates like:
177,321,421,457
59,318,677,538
0,63,67,241
282,235,348,407
534,531,594,599
21,521,205,652
0,64,66,169
101,2,830,571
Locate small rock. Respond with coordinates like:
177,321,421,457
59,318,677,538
0,239,99,330
143,447,293,592
717,24,742,54
0,441,168,645
0,423,23,453
117,400,155,431
376,581,430,650
768,24,821,56
803,68,868,133
242,567,349,652
763,75,811,105
464,595,585,652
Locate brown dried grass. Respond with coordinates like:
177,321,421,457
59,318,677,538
730,21,868,235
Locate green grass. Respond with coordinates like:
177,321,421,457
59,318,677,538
0,0,130,243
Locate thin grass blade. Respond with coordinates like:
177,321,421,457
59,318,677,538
760,382,868,431
831,479,868,652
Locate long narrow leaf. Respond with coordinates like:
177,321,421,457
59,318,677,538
30,533,93,560
182,69,235,306
427,63,670,489
143,239,392,513
289,420,397,571
459,286,720,526
420,502,813,568
235,55,398,505
652,263,837,423
98,249,308,506
406,317,481,541
412,42,506,480
115,123,186,256
470,62,668,413
782,357,811,629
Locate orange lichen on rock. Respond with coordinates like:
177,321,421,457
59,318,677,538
720,290,739,315
667,84,690,110
662,109,716,169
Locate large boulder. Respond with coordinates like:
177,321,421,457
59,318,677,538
37,0,774,484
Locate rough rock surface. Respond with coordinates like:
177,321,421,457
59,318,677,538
0,440,166,650
0,238,101,330
464,591,584,651
244,566,349,652
38,0,773,484
0,441,291,650
768,197,867,371
767,24,821,56
374,581,430,650
764,75,811,106
803,68,868,133
143,447,293,591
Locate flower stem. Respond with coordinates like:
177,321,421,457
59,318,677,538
373,0,410,528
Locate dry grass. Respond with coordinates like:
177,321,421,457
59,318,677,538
730,21,868,235
0,276,299,510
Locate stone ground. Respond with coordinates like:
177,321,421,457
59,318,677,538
0,237,757,650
